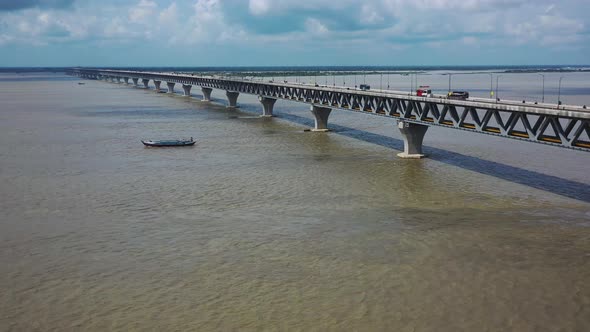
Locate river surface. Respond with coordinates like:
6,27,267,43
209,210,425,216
0,72,589,331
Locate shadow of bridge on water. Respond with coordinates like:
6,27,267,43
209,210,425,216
277,113,590,204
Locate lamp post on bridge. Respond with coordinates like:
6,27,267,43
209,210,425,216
537,73,545,103
409,72,416,96
387,73,390,89
447,73,452,95
380,73,383,91
410,72,420,95
495,75,502,102
558,76,564,107
487,73,494,99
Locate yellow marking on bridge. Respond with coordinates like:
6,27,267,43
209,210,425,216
574,141,590,148
510,131,529,138
539,136,562,144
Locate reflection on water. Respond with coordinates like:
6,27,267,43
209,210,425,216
0,74,589,331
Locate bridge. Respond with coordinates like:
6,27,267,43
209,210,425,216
68,68,590,158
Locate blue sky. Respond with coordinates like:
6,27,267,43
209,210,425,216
0,0,589,67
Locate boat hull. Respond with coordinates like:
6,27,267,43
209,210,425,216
141,140,195,147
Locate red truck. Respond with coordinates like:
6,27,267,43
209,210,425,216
416,86,432,97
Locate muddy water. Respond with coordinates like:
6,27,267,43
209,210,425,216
0,73,588,331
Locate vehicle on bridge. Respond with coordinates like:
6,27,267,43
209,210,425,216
359,84,371,90
448,91,469,100
416,86,432,97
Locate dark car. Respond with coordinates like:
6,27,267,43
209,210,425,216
448,91,469,100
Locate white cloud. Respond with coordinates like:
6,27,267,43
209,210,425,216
360,4,384,25
462,36,478,45
0,0,586,54
304,18,328,35
129,0,157,23
158,2,178,25
248,0,271,15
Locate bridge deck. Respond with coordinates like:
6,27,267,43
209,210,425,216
69,68,590,152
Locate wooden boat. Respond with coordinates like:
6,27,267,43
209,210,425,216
141,137,195,147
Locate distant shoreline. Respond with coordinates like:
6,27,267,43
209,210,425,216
1,65,589,75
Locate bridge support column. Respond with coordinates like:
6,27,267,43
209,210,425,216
259,96,276,117
226,91,239,108
132,78,139,86
154,80,162,92
201,87,212,101
123,77,129,84
310,105,332,132
142,79,149,88
116,77,121,83
166,82,175,94
182,85,192,96
397,120,429,159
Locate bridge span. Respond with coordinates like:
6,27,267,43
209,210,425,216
68,68,590,158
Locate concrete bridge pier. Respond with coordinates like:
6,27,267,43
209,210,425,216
226,91,239,107
154,80,162,92
310,105,332,131
201,87,212,101
132,78,139,86
166,82,175,94
123,77,129,84
116,77,121,83
397,120,429,159
182,85,192,96
259,96,276,117
142,79,149,88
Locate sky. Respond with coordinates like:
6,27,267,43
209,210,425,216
0,0,588,67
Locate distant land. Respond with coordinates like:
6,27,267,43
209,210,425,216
1,65,589,75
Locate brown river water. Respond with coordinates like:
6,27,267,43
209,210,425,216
0,73,589,331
